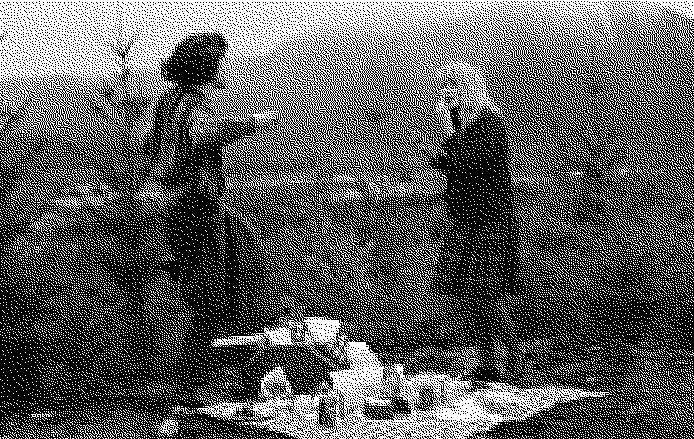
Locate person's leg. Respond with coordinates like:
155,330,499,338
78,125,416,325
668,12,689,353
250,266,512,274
495,276,525,384
422,241,486,377
426,218,524,383
470,300,502,383
219,210,269,400
445,245,501,383
222,210,244,333
472,255,524,384
162,192,215,405
178,304,216,405
180,199,228,405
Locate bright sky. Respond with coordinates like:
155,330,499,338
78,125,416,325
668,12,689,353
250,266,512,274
0,1,690,79
0,1,355,78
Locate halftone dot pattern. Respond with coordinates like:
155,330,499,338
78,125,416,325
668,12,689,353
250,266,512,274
0,1,693,437
425,105,520,383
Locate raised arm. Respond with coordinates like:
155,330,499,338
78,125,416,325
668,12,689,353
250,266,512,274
424,135,457,174
190,109,279,149
190,112,257,149
187,108,279,197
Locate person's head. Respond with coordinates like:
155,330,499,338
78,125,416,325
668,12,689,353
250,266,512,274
434,62,500,134
161,32,228,90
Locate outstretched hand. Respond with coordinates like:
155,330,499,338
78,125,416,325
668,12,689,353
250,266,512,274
409,128,445,169
253,111,279,130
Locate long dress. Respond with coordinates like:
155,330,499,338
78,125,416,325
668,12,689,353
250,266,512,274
430,107,521,382
147,85,256,396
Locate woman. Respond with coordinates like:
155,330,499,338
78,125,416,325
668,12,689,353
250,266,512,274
145,32,278,407
422,62,522,383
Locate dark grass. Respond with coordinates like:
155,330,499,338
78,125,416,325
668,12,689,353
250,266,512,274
1,345,692,438
224,172,694,351
480,347,694,439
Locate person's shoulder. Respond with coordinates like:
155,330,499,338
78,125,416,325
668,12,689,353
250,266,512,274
442,129,464,148
179,90,214,122
470,107,507,138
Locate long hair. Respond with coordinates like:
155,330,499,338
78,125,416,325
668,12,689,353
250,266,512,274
161,32,228,88
435,62,501,114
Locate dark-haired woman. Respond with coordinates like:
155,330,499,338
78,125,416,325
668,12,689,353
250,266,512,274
420,62,522,384
145,32,278,409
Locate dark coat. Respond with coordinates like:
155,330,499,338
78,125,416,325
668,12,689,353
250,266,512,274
147,86,258,310
145,86,260,392
430,107,522,382
431,107,520,295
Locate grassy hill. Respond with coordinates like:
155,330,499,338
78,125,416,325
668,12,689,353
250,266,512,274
0,1,693,407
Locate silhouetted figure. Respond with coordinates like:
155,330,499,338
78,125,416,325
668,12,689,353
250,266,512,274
425,62,522,383
145,32,278,407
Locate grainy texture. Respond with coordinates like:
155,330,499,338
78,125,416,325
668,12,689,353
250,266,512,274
428,106,521,383
0,2,693,437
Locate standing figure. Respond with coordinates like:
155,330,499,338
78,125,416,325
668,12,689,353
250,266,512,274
146,32,278,407
424,62,521,383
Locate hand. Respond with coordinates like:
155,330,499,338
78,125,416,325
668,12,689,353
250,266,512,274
253,111,279,130
254,333,272,352
438,87,460,108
